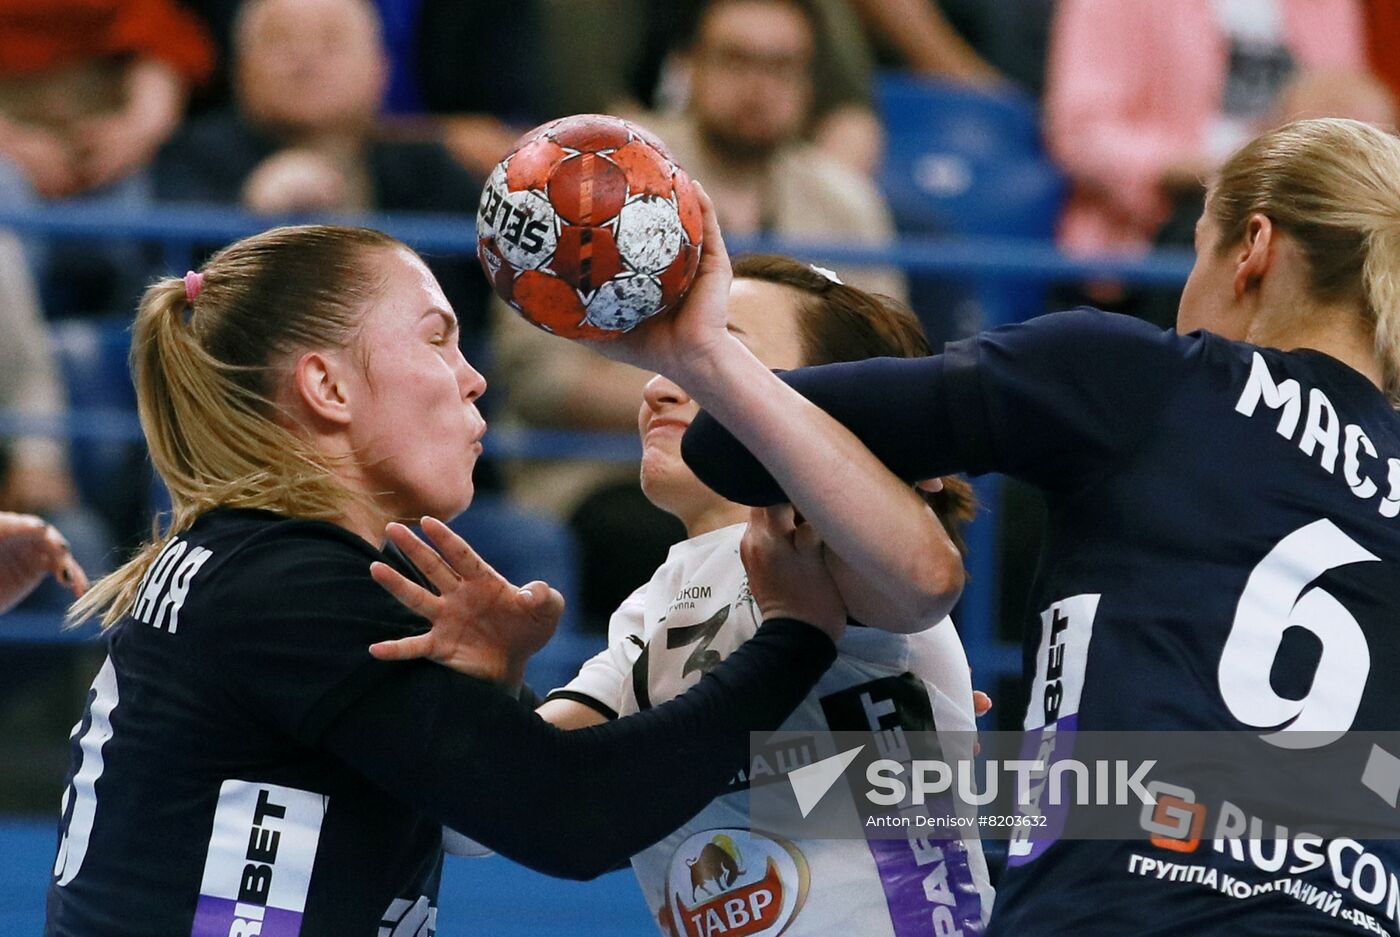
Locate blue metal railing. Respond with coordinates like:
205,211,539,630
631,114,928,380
0,203,1193,702
0,203,1196,283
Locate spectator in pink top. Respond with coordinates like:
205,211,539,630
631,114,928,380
1044,0,1366,256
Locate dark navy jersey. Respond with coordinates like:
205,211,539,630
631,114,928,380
684,310,1400,935
45,508,836,937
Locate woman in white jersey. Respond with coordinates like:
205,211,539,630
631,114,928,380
375,255,994,932
534,255,994,936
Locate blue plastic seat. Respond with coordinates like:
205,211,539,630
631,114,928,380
880,146,1065,240
877,74,1042,159
876,73,1067,333
48,317,148,530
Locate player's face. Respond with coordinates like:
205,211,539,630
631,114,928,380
347,248,487,523
1177,209,1250,339
639,279,806,525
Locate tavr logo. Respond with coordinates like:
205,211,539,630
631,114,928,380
662,830,810,937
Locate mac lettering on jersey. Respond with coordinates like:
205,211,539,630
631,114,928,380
1235,352,1400,516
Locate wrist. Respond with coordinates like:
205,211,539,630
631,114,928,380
469,650,527,691
670,334,759,403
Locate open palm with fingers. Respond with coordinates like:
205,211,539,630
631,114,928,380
369,517,564,688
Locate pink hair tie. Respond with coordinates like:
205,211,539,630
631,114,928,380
183,271,204,303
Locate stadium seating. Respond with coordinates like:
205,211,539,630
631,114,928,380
48,317,150,542
876,74,1067,332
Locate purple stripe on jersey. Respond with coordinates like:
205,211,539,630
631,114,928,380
192,896,303,937
1006,714,1079,868
867,835,986,937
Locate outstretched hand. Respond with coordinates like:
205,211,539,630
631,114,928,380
368,517,564,688
0,513,88,614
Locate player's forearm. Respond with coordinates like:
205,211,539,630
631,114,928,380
535,697,608,729
675,342,961,625
325,618,835,880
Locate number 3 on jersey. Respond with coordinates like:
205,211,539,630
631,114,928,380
53,657,119,887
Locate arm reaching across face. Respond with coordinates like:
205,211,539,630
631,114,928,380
587,187,965,629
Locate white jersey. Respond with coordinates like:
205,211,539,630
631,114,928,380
552,524,994,937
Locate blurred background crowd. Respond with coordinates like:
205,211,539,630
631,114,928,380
0,0,1397,814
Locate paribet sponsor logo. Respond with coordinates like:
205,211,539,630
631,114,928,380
660,829,810,937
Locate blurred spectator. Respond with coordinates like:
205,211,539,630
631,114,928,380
488,0,904,631
154,0,490,344
0,237,75,519
182,0,544,178
0,235,112,609
549,0,884,176
1137,68,1396,327
1365,0,1400,106
0,0,213,199
848,0,1005,88
645,0,904,296
1045,0,1366,257
0,0,215,316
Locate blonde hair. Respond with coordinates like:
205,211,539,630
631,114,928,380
1208,118,1400,399
71,224,406,627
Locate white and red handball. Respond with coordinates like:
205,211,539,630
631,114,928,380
475,114,704,340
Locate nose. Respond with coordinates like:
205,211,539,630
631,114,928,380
643,373,690,412
459,355,487,403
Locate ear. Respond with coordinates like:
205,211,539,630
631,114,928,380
291,349,354,427
1232,213,1275,300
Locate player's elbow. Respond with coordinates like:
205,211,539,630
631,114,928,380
508,818,632,881
906,540,965,631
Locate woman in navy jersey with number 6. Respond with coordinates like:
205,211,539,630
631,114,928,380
595,118,1400,934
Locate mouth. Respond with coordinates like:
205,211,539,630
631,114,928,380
644,417,690,440
469,420,488,448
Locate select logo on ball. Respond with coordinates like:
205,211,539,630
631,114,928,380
475,114,703,340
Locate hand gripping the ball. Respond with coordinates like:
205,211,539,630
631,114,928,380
588,180,738,381
476,114,703,340
369,517,564,689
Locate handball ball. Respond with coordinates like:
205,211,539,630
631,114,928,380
475,114,704,340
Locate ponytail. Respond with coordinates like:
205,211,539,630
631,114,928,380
70,225,405,627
